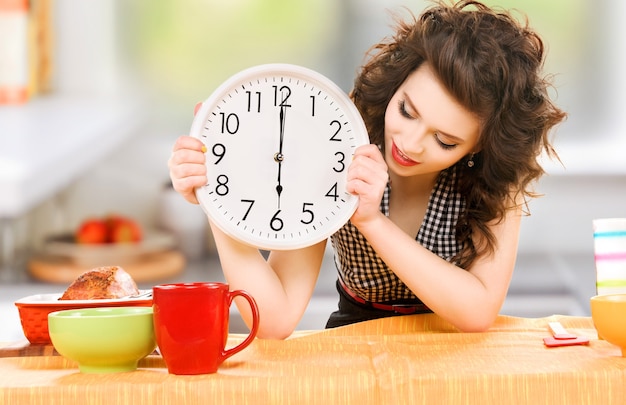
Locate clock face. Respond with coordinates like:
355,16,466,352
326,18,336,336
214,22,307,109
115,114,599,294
190,64,369,250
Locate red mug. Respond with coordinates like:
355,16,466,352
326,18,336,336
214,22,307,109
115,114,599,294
152,282,259,375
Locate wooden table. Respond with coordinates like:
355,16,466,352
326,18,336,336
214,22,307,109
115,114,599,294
0,314,624,405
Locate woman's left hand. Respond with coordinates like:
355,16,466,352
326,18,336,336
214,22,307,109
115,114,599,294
347,144,389,226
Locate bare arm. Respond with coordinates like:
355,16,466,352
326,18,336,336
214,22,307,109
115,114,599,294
210,224,326,339
347,144,519,332
168,135,324,339
354,207,520,332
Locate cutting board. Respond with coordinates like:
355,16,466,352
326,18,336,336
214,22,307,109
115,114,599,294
0,341,58,358
28,250,186,283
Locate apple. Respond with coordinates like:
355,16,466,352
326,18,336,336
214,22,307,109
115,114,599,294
107,215,143,243
75,214,143,244
75,218,108,244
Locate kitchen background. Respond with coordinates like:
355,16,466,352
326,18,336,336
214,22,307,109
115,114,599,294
1,0,625,341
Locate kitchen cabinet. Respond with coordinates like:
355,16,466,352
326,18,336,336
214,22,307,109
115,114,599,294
0,94,143,217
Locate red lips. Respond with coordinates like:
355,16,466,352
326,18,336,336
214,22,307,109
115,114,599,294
391,142,419,167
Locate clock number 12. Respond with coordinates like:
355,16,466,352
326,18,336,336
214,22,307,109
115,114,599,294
273,85,291,107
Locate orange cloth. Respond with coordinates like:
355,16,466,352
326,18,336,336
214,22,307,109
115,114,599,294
0,314,624,405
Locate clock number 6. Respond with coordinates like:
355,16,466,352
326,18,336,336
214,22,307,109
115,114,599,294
270,210,284,232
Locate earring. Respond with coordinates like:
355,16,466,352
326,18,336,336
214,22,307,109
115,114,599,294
467,153,475,168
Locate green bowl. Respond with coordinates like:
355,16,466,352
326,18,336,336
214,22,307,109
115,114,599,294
48,306,156,373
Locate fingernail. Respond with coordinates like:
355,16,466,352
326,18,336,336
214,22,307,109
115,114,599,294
201,145,207,153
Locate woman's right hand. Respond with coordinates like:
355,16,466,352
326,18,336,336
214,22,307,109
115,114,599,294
168,135,207,205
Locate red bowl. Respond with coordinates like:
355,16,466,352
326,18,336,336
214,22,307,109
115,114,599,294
15,292,152,345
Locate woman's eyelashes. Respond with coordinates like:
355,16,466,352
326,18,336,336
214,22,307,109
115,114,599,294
435,136,457,150
398,100,413,119
398,100,458,150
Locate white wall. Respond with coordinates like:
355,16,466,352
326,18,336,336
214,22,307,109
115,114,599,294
520,175,626,255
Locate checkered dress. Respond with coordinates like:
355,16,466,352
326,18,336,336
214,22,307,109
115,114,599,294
330,166,466,302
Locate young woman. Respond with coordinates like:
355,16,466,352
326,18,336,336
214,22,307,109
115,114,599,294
168,0,566,339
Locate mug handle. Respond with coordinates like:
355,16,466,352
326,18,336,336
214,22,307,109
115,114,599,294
221,289,260,361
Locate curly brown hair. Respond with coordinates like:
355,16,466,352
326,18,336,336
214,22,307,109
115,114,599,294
351,0,566,269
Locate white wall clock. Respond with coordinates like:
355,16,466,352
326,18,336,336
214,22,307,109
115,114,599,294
190,64,369,250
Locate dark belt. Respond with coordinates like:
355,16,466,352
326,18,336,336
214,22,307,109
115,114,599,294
338,278,429,315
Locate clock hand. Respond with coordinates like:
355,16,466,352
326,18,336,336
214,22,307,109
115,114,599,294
275,105,286,208
279,104,286,156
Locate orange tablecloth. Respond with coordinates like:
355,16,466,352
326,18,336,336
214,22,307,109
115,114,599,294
1,314,624,405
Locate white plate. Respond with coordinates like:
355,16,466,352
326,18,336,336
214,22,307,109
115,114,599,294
42,230,176,267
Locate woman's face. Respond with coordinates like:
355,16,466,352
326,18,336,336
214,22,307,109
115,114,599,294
384,64,481,178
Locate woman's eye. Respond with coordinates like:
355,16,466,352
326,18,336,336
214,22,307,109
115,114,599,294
398,100,413,119
435,133,457,150
398,100,458,150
